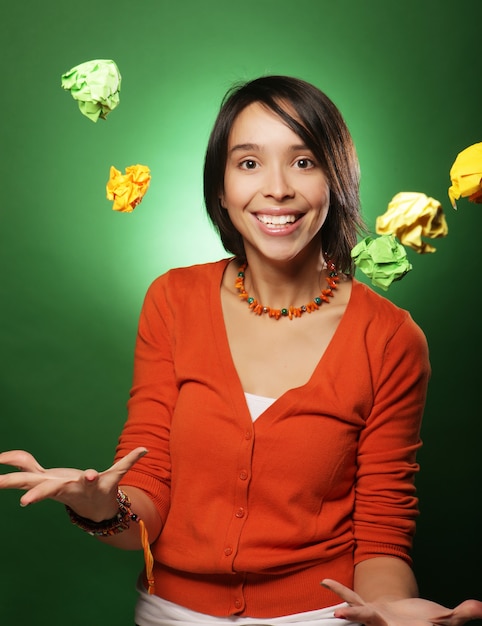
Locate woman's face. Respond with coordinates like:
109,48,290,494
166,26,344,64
221,102,330,264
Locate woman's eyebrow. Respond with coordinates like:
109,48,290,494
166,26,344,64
229,142,309,154
229,143,260,154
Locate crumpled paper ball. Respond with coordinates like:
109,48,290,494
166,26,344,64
448,142,482,208
351,235,412,291
61,59,121,122
376,191,448,254
106,165,151,212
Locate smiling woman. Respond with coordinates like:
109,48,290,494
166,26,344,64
1,75,481,626
221,102,331,269
204,76,362,272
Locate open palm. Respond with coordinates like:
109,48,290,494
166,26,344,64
0,447,147,521
322,579,482,626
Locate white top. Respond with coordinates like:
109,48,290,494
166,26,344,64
244,392,276,420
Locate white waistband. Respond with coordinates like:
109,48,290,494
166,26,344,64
135,577,355,626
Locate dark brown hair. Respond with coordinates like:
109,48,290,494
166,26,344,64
203,75,364,273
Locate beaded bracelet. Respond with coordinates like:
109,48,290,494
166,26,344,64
65,488,155,593
65,488,136,536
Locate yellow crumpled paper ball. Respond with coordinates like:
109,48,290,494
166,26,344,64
448,142,482,208
106,165,151,212
375,191,448,254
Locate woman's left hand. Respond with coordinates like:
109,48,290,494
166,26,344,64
321,579,482,626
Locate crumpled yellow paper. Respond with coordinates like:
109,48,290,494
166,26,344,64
375,191,448,254
448,142,482,208
351,235,412,291
61,59,121,122
106,165,151,212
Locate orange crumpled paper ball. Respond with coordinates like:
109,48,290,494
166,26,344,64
106,164,151,212
375,191,448,254
448,142,482,208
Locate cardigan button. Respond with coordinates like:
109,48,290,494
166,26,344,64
239,470,248,480
235,507,245,518
234,599,242,609
224,547,233,556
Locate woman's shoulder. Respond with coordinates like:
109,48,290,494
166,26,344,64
351,278,411,318
350,278,427,346
148,258,231,293
137,259,232,323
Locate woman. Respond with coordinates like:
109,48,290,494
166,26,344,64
0,76,481,626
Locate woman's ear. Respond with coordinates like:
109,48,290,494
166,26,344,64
219,193,226,209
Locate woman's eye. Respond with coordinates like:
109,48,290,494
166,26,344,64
240,159,258,170
296,158,314,169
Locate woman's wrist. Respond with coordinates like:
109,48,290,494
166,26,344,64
65,488,137,536
66,487,156,594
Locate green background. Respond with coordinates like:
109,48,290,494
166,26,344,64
1,1,481,623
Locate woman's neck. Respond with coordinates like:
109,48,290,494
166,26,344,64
241,249,328,311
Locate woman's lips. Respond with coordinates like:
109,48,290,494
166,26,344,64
256,213,300,225
254,212,304,234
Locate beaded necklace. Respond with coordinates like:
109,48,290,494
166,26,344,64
234,257,339,320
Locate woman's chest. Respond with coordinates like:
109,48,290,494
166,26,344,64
224,304,347,398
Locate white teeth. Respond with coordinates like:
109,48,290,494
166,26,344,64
257,214,298,225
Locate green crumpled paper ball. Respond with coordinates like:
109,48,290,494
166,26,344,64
351,234,412,291
61,59,121,122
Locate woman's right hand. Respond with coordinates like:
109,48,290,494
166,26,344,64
0,447,148,521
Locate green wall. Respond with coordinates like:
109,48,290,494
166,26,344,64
1,1,481,623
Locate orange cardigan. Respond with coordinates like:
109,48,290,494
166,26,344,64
115,259,430,618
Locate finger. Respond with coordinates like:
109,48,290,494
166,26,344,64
0,471,48,491
432,600,482,626
103,447,148,477
84,469,100,482
333,604,381,625
21,468,102,507
0,450,44,473
452,600,482,621
19,476,71,506
321,578,365,606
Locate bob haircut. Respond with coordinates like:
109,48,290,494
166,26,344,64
203,75,365,273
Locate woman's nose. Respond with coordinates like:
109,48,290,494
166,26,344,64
262,165,294,201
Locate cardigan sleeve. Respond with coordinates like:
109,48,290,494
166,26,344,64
114,274,178,526
353,312,430,566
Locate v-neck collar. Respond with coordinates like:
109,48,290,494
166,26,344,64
209,258,358,424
